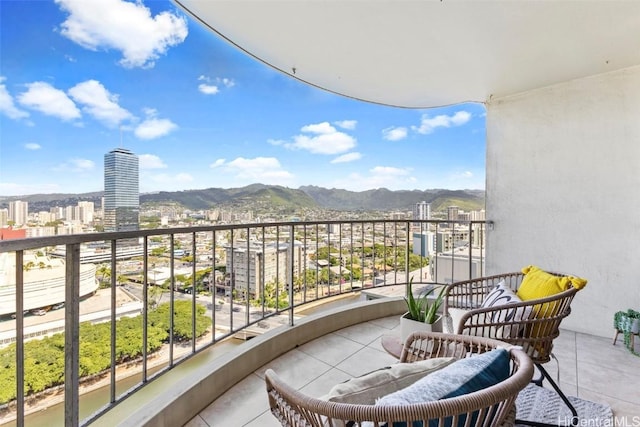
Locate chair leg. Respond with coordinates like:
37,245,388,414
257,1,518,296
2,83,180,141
515,363,579,427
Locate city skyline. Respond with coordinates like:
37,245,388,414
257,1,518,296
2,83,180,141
0,0,486,198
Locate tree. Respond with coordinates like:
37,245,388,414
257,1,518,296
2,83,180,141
151,247,167,257
253,279,289,309
148,300,209,341
96,264,111,289
148,285,164,309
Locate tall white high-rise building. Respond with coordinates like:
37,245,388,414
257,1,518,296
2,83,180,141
9,200,28,226
77,201,94,224
64,205,75,221
414,201,431,221
104,148,139,233
50,206,64,220
447,206,460,222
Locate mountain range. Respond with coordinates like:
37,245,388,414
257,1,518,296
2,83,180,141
0,185,485,213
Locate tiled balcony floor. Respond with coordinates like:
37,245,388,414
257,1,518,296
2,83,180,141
185,316,640,426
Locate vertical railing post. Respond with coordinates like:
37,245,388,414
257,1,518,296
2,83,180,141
338,223,343,292
450,224,455,283
371,222,375,287
288,224,294,326
211,230,217,344
468,222,473,280
64,243,80,427
191,233,197,354
383,221,387,286
142,237,148,382
229,230,234,332
110,240,117,404
169,234,175,366
404,221,410,285
245,229,250,326
261,227,266,315
15,250,24,427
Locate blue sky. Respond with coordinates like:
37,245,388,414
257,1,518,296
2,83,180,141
0,0,486,197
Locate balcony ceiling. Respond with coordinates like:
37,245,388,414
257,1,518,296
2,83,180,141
177,1,640,108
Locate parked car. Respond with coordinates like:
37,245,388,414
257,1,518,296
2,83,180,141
31,309,47,316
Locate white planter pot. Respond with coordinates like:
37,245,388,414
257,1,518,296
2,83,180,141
400,312,442,343
631,319,640,334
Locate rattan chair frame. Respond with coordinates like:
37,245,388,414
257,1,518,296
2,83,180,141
442,271,583,427
265,332,534,427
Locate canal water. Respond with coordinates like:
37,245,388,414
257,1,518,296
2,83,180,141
2,365,165,427
2,294,363,426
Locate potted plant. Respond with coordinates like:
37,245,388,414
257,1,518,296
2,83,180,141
400,279,446,342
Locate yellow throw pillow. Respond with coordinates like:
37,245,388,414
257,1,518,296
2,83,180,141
517,265,587,301
516,266,588,352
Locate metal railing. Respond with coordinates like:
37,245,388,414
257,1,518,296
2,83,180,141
0,219,487,426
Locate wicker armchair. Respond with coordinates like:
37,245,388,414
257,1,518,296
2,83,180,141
265,332,534,427
442,271,583,427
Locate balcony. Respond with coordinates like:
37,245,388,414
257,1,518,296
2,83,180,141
1,219,638,426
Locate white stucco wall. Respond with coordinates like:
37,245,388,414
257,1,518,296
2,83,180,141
486,65,640,338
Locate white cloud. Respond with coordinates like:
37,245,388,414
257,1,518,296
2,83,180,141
142,107,157,117
334,120,357,130
139,154,167,169
412,110,471,134
212,157,293,183
197,76,234,95
24,143,41,150
56,0,188,68
70,158,95,171
331,166,416,191
0,78,29,119
370,166,412,177
281,122,357,155
134,109,177,139
291,133,356,155
18,81,81,121
331,152,361,164
300,122,336,135
53,158,95,172
219,78,235,88
135,118,177,139
267,139,285,146
382,126,408,141
210,158,226,168
68,80,133,127
198,84,219,95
